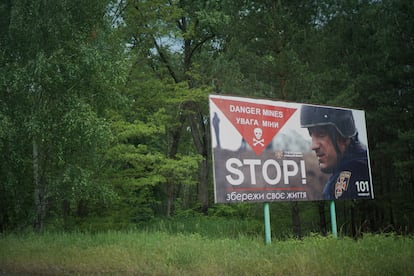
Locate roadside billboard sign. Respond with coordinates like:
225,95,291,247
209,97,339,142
209,94,373,203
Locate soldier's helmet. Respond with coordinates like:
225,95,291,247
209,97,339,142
300,105,357,138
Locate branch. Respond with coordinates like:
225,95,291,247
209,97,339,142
190,34,216,59
151,35,179,83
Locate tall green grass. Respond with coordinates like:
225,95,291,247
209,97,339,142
77,215,300,240
1,230,413,275
140,216,265,239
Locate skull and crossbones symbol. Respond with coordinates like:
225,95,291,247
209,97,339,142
253,127,264,147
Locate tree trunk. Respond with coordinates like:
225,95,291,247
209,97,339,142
351,204,357,238
198,158,209,213
165,114,185,217
62,199,70,230
318,201,327,236
291,201,301,238
187,109,210,213
33,139,46,232
166,178,174,217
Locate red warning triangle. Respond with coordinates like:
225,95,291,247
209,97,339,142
211,97,297,155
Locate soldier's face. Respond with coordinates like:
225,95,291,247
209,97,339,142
309,126,339,173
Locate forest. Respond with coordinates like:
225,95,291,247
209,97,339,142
0,0,413,238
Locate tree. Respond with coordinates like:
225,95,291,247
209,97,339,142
121,0,230,215
0,0,125,231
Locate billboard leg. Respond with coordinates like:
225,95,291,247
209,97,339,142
264,202,271,244
330,200,338,238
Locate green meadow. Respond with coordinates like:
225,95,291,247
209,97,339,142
1,227,413,275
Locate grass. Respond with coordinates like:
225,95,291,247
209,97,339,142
0,230,413,275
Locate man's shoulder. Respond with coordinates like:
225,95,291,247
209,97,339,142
341,150,368,171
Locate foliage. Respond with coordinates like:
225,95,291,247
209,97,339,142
0,0,126,231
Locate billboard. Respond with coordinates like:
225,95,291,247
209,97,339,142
209,94,373,203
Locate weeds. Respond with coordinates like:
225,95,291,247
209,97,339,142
1,229,413,275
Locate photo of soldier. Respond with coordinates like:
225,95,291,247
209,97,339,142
300,105,372,200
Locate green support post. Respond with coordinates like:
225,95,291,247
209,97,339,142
330,200,338,238
264,202,271,244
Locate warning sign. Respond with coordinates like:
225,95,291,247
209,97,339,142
209,94,373,203
210,97,296,155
